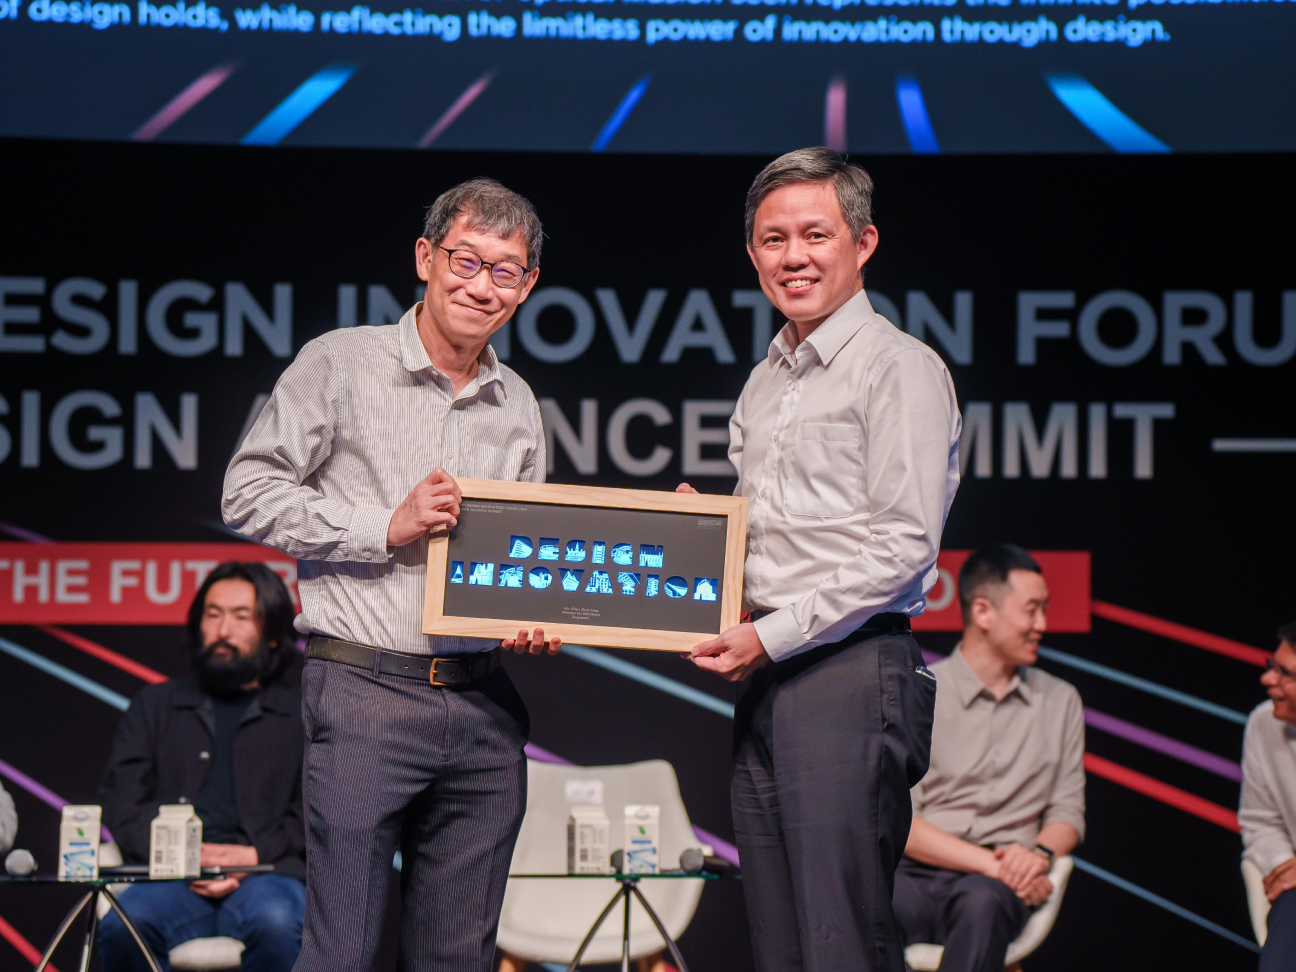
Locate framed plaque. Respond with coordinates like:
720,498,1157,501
423,480,748,652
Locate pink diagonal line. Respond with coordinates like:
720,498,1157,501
418,72,494,149
132,64,237,142
0,757,113,843
0,523,53,543
824,76,847,153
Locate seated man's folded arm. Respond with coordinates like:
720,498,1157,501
904,816,999,877
1240,714,1296,877
1037,688,1086,856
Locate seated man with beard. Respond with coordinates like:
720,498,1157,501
99,562,306,972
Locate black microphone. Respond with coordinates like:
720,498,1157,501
5,849,36,876
679,847,738,876
610,849,624,873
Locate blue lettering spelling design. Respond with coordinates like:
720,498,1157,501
474,536,719,607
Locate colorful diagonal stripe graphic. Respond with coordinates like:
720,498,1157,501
1047,74,1169,153
243,65,357,146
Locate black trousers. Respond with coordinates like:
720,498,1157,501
294,658,529,972
1261,887,1296,972
892,860,1029,972
732,627,936,972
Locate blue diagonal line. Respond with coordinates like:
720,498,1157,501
243,65,357,146
1047,74,1169,153
0,635,130,711
562,644,735,719
895,76,939,154
1072,857,1258,952
591,75,651,153
1037,646,1247,725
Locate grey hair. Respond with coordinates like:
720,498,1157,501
422,177,543,268
744,147,875,246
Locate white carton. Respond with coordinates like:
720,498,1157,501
149,805,203,879
58,805,102,881
567,805,611,875
623,804,660,875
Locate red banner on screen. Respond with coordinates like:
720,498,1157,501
911,550,1091,633
0,543,299,624
0,543,1088,630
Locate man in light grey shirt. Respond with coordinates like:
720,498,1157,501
896,545,1085,972
0,779,15,854
224,178,558,972
680,148,960,972
1240,620,1296,971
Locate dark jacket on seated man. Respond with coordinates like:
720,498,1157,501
101,668,305,879
98,561,307,972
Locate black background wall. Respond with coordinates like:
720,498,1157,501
1,139,1293,971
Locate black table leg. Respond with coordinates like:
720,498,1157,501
629,884,691,972
34,891,94,972
101,887,163,972
75,891,99,972
565,883,631,972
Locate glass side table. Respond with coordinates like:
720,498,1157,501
506,872,723,972
0,865,277,972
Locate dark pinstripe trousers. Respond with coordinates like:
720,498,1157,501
295,658,529,972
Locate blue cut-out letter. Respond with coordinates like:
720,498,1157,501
509,536,534,559
529,567,553,589
538,539,560,561
469,562,495,586
561,569,585,592
617,571,641,595
450,561,464,584
693,577,717,601
639,545,664,568
585,570,613,594
499,564,524,588
646,575,660,597
611,543,633,566
565,540,587,563
664,576,688,598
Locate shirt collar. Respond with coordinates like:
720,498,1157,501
399,303,507,400
766,288,875,369
948,643,1032,706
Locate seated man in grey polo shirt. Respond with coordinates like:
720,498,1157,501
1240,620,1296,972
894,545,1085,972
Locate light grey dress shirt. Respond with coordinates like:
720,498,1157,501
1240,700,1296,874
223,305,546,656
912,647,1087,848
731,290,962,661
0,780,15,854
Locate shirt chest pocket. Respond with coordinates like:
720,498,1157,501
781,423,862,518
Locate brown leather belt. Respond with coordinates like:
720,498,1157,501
307,635,501,687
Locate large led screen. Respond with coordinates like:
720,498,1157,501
0,0,1292,153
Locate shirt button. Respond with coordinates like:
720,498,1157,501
789,380,798,390
199,752,210,761
364,552,373,560
759,488,767,498
772,433,780,443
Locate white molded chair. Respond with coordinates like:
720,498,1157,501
1242,858,1270,947
96,842,245,970
904,855,1074,971
496,759,706,967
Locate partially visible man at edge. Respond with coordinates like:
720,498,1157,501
99,561,306,972
223,178,560,972
1240,620,1296,972
680,147,961,971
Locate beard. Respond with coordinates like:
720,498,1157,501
193,637,271,695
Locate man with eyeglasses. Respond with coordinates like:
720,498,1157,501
1241,621,1296,971
224,177,559,972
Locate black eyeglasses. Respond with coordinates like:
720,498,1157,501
1266,657,1296,681
439,247,531,289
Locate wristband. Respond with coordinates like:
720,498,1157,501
1033,844,1055,864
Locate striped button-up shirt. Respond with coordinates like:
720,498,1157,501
222,305,546,655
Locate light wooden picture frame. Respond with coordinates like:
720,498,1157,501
424,479,748,652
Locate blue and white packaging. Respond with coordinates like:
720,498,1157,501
623,804,660,874
58,805,101,881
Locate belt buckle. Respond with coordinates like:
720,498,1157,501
429,657,463,687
